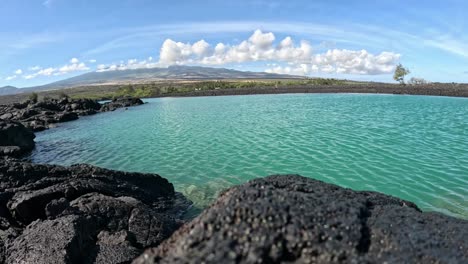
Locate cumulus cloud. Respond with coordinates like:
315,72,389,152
15,69,23,75
89,59,97,63
157,30,314,67
23,58,89,79
267,49,399,75
156,30,399,75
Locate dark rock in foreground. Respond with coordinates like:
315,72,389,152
0,120,35,157
135,175,468,264
0,159,191,264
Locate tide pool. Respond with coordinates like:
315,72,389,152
29,94,468,218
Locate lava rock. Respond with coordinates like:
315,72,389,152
94,230,141,264
0,120,35,157
5,215,97,264
101,98,144,112
0,159,191,264
0,97,142,132
134,175,468,264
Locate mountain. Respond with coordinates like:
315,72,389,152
1,66,300,96
0,86,19,95
46,66,299,88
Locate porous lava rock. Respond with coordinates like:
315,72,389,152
0,159,191,264
135,175,468,264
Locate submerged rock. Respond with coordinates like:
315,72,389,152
0,120,35,157
135,175,468,264
0,159,191,264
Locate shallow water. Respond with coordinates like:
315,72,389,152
29,94,468,218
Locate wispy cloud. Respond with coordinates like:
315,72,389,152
5,75,17,81
23,58,89,80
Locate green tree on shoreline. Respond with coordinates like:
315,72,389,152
393,64,410,85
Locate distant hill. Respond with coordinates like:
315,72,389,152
1,66,300,96
0,86,19,96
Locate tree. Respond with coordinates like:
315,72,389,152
393,64,410,84
28,92,38,103
58,91,69,99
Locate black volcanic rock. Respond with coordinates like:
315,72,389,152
0,120,35,157
100,97,144,112
135,175,468,264
0,159,191,264
0,97,142,132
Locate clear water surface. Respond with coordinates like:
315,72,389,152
29,94,468,218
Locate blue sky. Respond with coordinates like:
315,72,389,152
1,0,467,87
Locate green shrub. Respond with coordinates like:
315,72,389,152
28,92,38,103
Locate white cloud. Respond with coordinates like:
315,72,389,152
96,56,159,72
58,58,89,75
93,30,399,76
5,75,17,81
156,30,399,75
23,59,89,79
24,67,55,79
157,30,314,67
15,69,23,75
89,59,97,63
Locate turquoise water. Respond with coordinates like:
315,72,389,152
29,94,468,218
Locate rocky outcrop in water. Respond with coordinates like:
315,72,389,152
135,175,468,264
100,98,144,112
0,159,191,264
0,120,35,157
0,97,143,132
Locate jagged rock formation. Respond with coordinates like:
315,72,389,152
0,159,191,264
0,120,35,157
0,97,144,132
135,175,468,264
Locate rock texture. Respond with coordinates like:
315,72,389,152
135,175,468,264
0,120,35,157
0,97,143,132
0,159,191,264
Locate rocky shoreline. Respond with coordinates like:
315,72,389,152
0,96,467,263
0,158,191,263
0,97,144,133
0,97,144,157
158,83,468,98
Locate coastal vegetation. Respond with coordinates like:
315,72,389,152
408,77,429,85
28,92,38,103
111,78,349,99
393,63,411,84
